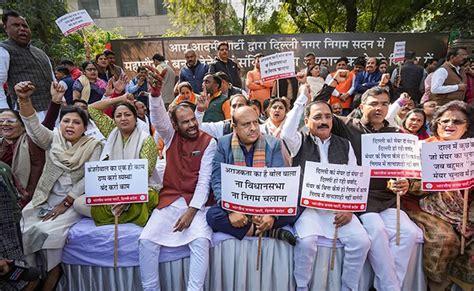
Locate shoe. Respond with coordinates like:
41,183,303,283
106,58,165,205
262,228,296,246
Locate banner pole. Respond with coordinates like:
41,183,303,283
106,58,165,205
460,188,468,254
256,232,263,271
114,214,119,268
330,227,338,271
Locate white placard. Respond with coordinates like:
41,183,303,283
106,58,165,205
260,51,296,82
421,138,474,191
392,41,406,63
220,164,300,216
85,159,148,205
55,10,94,36
301,161,370,212
362,133,421,178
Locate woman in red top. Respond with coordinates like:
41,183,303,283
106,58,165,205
400,109,430,140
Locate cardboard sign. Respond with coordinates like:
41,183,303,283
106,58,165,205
260,51,296,82
301,161,370,212
362,133,421,178
392,41,406,63
421,138,474,191
56,10,94,36
220,164,300,216
85,159,148,205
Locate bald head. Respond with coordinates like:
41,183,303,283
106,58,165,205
232,106,260,148
232,106,258,125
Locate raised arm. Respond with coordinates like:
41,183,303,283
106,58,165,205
42,82,66,130
280,85,309,157
88,93,133,138
16,82,53,150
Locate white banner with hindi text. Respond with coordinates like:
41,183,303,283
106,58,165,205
220,164,300,216
85,159,148,205
55,10,94,36
260,51,296,82
362,133,421,178
421,138,474,191
301,161,370,212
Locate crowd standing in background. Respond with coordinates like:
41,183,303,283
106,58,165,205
0,9,473,291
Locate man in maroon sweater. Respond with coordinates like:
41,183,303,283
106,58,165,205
139,67,216,291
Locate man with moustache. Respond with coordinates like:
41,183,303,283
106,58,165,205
178,49,209,94
353,57,382,107
209,42,242,88
139,68,216,291
331,86,421,291
281,85,370,291
206,106,296,245
430,47,469,106
201,73,230,122
0,10,53,113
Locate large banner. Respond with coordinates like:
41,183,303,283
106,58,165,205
362,133,421,178
85,159,148,205
220,164,300,216
111,32,448,76
421,138,474,191
300,162,370,212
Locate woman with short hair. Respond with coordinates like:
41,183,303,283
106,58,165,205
16,81,103,290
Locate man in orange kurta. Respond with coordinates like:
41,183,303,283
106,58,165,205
246,54,273,107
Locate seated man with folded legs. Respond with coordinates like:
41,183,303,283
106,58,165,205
331,86,421,291
206,106,296,245
139,72,216,291
281,85,371,291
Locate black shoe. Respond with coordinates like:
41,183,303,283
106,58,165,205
262,228,297,246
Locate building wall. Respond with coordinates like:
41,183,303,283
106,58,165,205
66,0,173,38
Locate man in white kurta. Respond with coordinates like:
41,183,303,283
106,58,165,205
139,94,216,291
281,86,371,291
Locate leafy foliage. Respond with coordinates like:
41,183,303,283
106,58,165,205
163,0,241,36
246,0,472,35
0,0,125,65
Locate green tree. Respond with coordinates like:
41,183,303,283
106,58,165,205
246,1,298,34
423,0,474,32
247,0,471,34
163,0,241,36
0,0,125,65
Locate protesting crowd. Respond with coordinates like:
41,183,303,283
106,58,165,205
1,9,473,291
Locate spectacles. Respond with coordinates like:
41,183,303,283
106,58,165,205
85,67,97,72
0,118,18,125
438,119,467,126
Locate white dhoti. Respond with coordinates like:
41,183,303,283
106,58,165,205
139,198,212,291
294,208,371,291
359,208,421,291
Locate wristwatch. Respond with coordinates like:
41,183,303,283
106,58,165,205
63,200,72,208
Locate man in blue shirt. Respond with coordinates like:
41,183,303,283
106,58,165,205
177,49,208,94
206,106,296,244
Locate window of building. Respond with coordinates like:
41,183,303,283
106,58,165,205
118,0,139,17
155,0,167,15
78,0,100,18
